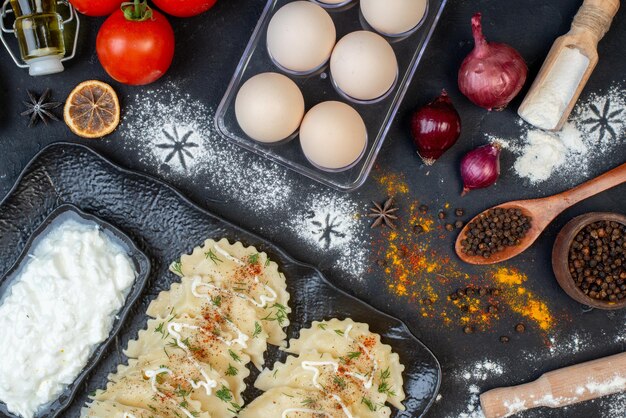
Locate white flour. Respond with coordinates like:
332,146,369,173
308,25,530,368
492,84,625,185
459,360,505,381
120,83,368,278
448,360,506,418
284,193,368,277
519,46,590,130
576,375,626,397
600,391,626,418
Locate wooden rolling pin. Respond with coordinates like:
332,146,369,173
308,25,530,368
518,0,620,131
480,352,626,418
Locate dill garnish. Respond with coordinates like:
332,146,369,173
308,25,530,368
378,367,396,397
361,397,378,412
171,260,183,276
216,386,233,402
252,321,262,338
205,249,223,264
228,349,242,363
225,364,238,376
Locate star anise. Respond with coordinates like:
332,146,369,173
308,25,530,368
368,198,398,229
21,89,62,127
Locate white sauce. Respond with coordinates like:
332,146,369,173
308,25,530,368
213,244,244,265
0,219,137,418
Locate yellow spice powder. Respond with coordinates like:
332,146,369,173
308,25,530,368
492,267,554,331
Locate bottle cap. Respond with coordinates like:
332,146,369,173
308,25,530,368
28,56,65,76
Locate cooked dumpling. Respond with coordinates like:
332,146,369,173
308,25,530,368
170,238,290,346
125,316,250,400
146,276,269,369
239,387,358,418
285,318,406,411
88,376,209,418
82,399,169,417
255,351,391,418
105,349,239,417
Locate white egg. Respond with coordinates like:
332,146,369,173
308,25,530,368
330,31,398,102
267,1,336,73
300,101,367,171
235,72,305,143
361,0,428,36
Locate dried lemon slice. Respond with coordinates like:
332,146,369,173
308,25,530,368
64,80,120,139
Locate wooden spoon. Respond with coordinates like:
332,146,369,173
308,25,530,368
455,162,626,265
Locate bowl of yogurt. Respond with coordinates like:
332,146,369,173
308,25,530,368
0,204,151,418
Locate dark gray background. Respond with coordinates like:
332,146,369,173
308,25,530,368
1,0,625,417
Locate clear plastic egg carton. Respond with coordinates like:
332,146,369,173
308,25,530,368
215,0,448,192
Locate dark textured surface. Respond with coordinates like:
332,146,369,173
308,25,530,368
0,204,151,418
1,0,626,417
0,144,441,417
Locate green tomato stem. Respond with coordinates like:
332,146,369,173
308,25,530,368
121,0,153,22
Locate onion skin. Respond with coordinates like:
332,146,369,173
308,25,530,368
461,143,501,196
458,13,528,111
410,90,462,165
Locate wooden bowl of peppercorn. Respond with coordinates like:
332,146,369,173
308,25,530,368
552,212,626,310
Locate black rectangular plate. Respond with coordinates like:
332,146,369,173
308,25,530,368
0,204,151,418
0,143,441,418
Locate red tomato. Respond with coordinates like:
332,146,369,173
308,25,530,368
68,0,123,16
152,0,218,18
96,5,175,85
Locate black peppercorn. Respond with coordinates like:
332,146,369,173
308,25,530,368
455,208,465,217
499,336,510,343
568,220,626,302
463,325,474,334
461,208,532,257
515,323,526,333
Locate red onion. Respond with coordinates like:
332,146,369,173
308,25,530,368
410,90,462,165
458,13,527,111
460,143,501,195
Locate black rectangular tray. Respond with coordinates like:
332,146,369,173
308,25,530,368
0,143,441,417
